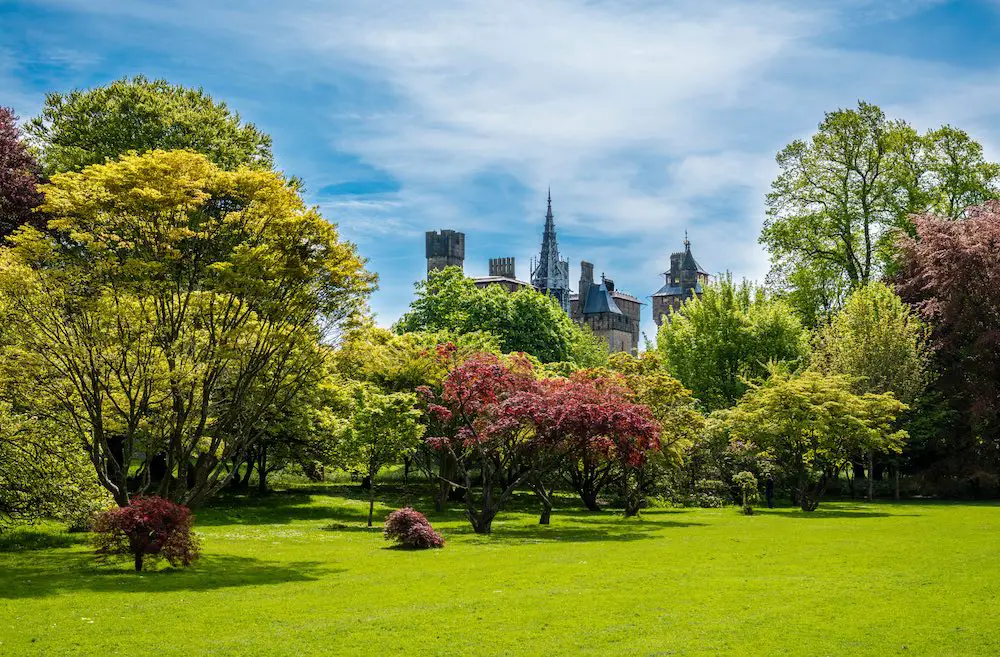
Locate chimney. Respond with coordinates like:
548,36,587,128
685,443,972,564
604,278,615,293
579,261,594,312
489,257,516,279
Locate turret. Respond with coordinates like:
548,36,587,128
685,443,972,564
426,229,465,275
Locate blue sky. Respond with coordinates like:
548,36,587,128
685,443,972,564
4,0,1000,340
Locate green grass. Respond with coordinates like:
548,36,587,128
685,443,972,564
1,487,998,656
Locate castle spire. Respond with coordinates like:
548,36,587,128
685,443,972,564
531,188,571,313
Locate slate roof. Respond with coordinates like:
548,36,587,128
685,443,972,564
652,281,703,298
582,281,624,315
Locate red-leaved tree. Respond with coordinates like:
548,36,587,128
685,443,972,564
93,496,200,571
503,373,659,521
0,106,44,239
549,372,660,513
897,202,1000,463
422,352,542,534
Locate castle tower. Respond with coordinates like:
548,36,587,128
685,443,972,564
651,233,710,326
530,189,571,313
426,229,465,275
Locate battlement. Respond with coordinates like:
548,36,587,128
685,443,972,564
426,229,465,275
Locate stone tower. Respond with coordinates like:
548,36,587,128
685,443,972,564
530,189,571,313
572,261,641,354
651,234,710,325
425,229,465,275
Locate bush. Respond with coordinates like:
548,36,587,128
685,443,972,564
733,471,759,515
93,496,200,571
383,507,444,549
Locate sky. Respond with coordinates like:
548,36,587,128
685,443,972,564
4,0,1000,340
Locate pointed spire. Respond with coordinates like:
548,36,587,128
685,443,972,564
546,187,553,222
684,229,690,250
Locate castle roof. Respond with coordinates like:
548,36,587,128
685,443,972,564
652,281,704,298
581,281,624,315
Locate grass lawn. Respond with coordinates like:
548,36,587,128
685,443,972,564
1,487,997,656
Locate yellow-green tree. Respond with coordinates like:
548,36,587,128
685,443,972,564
333,383,425,527
726,370,907,511
0,150,374,507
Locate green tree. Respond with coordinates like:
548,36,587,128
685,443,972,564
762,102,999,322
27,76,273,174
0,150,374,507
334,383,424,527
656,277,807,410
395,267,607,366
812,282,931,499
727,370,907,511
0,403,111,532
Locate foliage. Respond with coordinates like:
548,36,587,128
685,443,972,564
727,369,907,511
92,496,200,571
896,202,1000,447
242,361,353,492
0,150,374,507
0,106,45,239
656,277,807,410
421,352,542,533
0,403,112,532
606,352,705,514
525,371,662,516
761,101,999,323
732,471,759,515
27,76,272,174
383,507,444,549
812,282,931,403
335,383,425,526
395,267,607,365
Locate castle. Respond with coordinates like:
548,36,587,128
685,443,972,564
424,192,707,354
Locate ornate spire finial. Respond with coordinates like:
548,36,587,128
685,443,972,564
684,230,690,249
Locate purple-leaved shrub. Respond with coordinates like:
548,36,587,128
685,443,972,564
383,507,444,549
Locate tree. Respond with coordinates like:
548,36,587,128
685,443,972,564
726,370,907,511
422,353,541,534
812,282,932,498
0,106,45,239
335,383,425,527
0,150,374,507
93,496,199,571
656,277,807,410
0,402,111,532
515,370,661,515
607,352,704,515
27,76,272,174
762,102,999,322
896,202,1000,462
396,267,608,366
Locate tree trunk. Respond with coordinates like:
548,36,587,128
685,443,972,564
367,485,375,528
134,552,143,572
894,458,900,501
539,502,552,525
257,444,267,494
580,489,600,512
867,449,874,501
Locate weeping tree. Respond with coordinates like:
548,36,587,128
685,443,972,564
0,149,373,507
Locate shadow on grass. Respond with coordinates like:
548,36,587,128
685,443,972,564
0,553,338,600
755,505,921,519
0,529,88,552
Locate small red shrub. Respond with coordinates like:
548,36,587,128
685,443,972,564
93,496,200,571
383,507,444,549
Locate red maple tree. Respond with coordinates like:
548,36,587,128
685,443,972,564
0,106,45,239
897,202,1000,451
